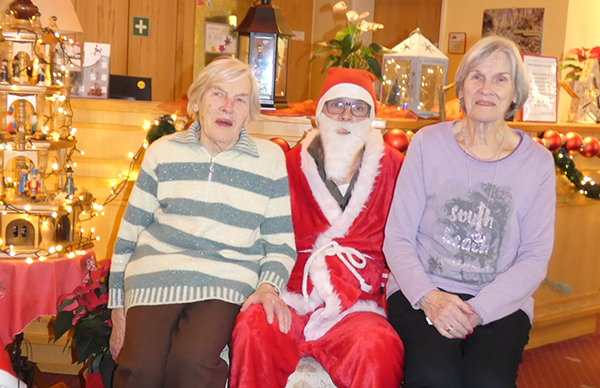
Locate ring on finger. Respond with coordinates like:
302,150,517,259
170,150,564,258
446,326,452,332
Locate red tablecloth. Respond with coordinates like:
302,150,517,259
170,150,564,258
0,249,95,346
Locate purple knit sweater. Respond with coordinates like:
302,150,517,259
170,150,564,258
384,121,556,324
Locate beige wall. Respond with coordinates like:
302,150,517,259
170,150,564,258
439,0,569,100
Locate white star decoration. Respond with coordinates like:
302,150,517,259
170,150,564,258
401,40,414,52
422,42,434,53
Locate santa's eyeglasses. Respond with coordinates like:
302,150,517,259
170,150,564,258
324,100,371,118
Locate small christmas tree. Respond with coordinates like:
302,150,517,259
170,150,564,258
386,77,401,105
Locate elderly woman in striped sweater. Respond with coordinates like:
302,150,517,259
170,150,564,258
107,57,296,388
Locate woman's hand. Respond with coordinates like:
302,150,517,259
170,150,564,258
418,290,479,339
109,308,126,361
241,283,292,334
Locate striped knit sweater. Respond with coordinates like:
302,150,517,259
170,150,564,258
108,121,296,310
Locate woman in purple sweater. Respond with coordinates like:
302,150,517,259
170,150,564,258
384,36,556,388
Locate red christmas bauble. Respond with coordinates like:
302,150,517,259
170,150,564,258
580,136,600,158
270,137,291,153
532,137,546,148
542,130,562,152
564,132,583,154
383,129,409,152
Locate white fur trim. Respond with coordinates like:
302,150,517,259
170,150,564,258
316,83,376,120
0,370,25,388
295,131,386,339
304,300,387,341
280,289,323,316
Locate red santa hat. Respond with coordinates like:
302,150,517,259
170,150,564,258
316,67,377,119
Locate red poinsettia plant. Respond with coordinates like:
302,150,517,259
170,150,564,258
559,46,600,80
53,259,116,388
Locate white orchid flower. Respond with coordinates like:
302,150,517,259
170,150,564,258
346,10,359,22
332,1,347,12
346,10,369,22
357,21,372,32
358,21,384,32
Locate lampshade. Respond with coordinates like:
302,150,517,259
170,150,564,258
237,0,293,36
0,0,83,34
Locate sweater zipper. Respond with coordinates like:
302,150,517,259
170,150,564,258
205,157,215,201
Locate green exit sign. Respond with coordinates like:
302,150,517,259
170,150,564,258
132,17,150,37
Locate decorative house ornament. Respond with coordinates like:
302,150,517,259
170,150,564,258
0,0,96,257
236,0,294,109
381,28,448,119
562,58,600,123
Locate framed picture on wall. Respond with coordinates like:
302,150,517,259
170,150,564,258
204,22,238,55
448,32,466,54
521,55,557,122
482,8,544,55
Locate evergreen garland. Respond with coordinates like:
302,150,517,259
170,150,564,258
552,145,600,200
146,115,177,145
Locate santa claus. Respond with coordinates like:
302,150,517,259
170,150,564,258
229,67,405,388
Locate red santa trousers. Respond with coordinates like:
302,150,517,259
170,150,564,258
229,304,404,388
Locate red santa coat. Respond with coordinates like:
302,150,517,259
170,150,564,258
281,129,403,341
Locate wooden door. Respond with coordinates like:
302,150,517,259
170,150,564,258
373,0,442,48
72,0,190,102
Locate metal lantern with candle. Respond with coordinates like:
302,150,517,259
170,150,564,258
236,0,293,109
381,28,448,118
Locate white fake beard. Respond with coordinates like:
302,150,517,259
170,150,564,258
316,112,373,183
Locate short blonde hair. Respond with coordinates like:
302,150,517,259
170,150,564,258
455,35,529,119
187,56,261,121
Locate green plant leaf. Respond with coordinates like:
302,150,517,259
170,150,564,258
369,43,383,53
366,56,383,79
322,54,341,72
100,353,117,388
328,39,342,48
369,43,395,55
558,64,583,71
564,73,580,81
310,45,336,61
346,23,359,37
90,353,102,373
74,327,93,363
350,40,363,53
340,34,354,57
335,30,349,41
53,310,75,342
57,297,75,311
361,47,374,58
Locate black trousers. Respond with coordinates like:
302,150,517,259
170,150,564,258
387,290,531,388
113,300,240,388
